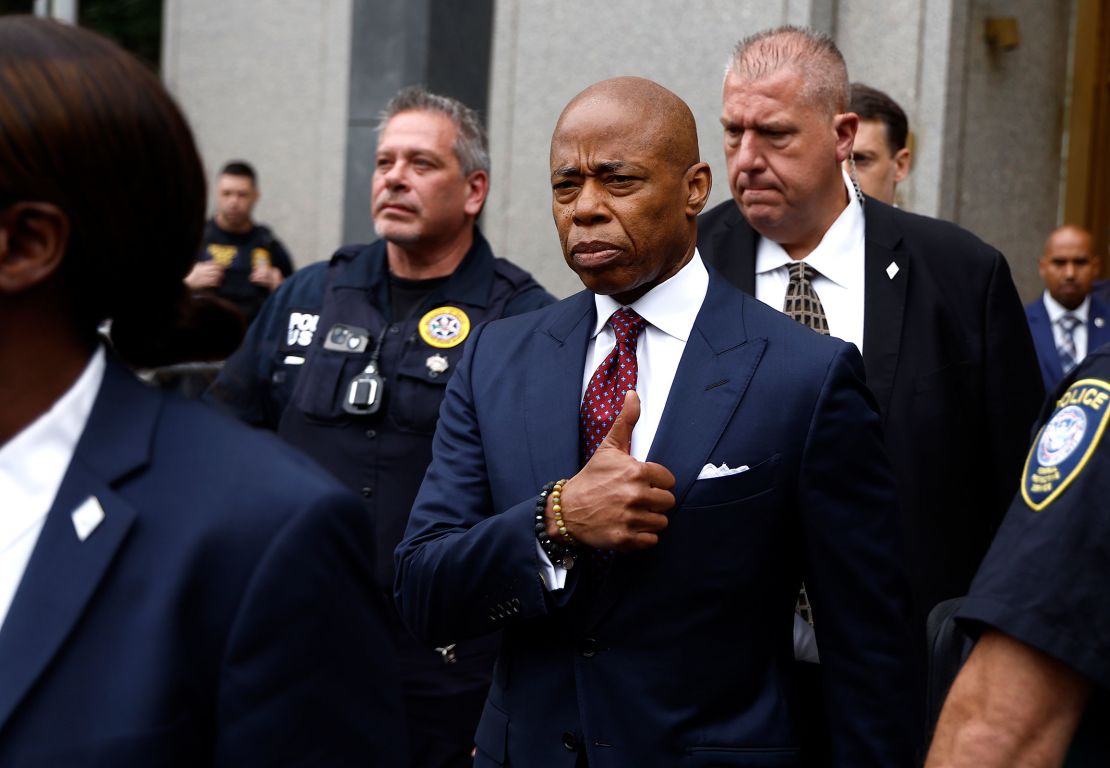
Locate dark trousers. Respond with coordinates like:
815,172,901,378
405,687,487,768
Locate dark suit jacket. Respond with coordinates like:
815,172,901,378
0,359,406,766
698,198,1044,629
1025,293,1110,392
396,271,916,767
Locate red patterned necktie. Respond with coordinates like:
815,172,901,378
580,307,647,464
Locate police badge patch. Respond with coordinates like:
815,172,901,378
418,306,471,349
1022,378,1110,510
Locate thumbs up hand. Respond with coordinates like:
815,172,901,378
548,391,675,552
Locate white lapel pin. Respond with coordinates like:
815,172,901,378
71,496,105,542
1096,317,1105,329
886,261,900,280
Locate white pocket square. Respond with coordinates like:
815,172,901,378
697,462,750,480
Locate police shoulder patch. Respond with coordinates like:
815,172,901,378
418,306,470,349
1022,378,1110,510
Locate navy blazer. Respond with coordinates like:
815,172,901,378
0,359,406,766
396,271,916,767
1025,293,1110,392
698,197,1044,631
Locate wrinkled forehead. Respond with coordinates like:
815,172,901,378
379,110,458,153
550,97,679,169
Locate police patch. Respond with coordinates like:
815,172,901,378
418,306,470,349
1022,378,1110,510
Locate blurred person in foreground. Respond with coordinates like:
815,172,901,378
927,345,1110,766
0,16,404,766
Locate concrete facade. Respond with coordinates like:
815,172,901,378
162,0,353,267
162,1,1077,301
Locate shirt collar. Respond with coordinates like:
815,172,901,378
591,249,709,342
754,170,865,291
0,346,105,504
1043,291,1090,323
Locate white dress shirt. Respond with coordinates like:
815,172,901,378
754,174,864,663
755,171,866,354
538,251,709,589
1043,291,1090,363
0,347,105,631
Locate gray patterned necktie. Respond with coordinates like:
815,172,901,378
782,262,829,627
783,262,830,335
1058,314,1080,374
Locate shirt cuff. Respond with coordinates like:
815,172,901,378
535,539,569,591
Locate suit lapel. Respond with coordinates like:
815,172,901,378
0,360,155,731
524,291,596,487
704,204,757,296
1027,300,1063,383
861,200,910,421
646,277,766,506
586,275,767,626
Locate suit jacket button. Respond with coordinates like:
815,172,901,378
561,732,578,751
580,637,598,658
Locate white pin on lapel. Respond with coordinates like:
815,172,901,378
71,496,105,542
1096,317,1105,329
886,261,900,280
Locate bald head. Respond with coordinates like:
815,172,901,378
549,76,712,305
727,26,849,117
1040,225,1100,310
1044,225,1094,257
554,76,701,172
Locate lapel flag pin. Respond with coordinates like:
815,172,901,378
71,496,105,542
886,261,900,280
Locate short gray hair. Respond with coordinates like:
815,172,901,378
376,86,490,176
726,26,849,115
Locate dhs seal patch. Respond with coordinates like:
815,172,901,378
418,306,470,349
1022,378,1110,511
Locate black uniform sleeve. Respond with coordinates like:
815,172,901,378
958,371,1110,691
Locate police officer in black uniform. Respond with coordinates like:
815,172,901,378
926,344,1110,767
206,87,554,768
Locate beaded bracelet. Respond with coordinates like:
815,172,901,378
550,479,576,546
535,479,576,570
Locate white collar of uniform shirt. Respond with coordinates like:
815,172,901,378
0,345,106,631
586,249,709,462
754,169,866,353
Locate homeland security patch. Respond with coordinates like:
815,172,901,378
418,306,470,349
1022,378,1110,511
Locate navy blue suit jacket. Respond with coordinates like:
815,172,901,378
396,271,916,767
0,359,406,766
1025,293,1110,392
